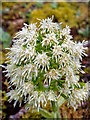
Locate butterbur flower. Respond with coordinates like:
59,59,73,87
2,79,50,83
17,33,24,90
45,69,61,85
42,33,59,47
5,16,88,112
52,45,63,62
68,84,88,110
47,90,57,101
60,25,71,39
38,16,59,33
34,52,50,72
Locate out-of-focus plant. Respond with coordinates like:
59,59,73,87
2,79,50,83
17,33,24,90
50,2,58,9
4,16,88,119
36,2,43,8
0,28,11,49
78,26,89,37
30,2,88,28
0,28,11,64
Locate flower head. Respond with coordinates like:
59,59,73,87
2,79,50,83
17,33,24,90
5,16,88,111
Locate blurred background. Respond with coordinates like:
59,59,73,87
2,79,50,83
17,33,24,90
0,1,90,119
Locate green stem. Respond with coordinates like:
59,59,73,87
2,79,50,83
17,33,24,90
51,101,61,119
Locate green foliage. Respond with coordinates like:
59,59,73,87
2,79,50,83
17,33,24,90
26,12,31,18
78,25,89,37
50,81,59,92
61,93,69,99
22,3,27,8
51,101,61,118
51,101,57,112
36,31,52,54
49,59,59,69
0,27,11,49
50,2,58,9
39,108,52,118
39,100,63,119
3,8,10,13
79,82,85,89
36,2,43,8
57,79,65,88
57,96,65,107
24,108,42,119
33,71,46,91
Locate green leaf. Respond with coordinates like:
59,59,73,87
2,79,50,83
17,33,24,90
26,13,30,18
39,108,52,118
63,112,67,119
46,28,49,34
52,112,57,118
3,8,10,13
0,27,11,49
78,26,89,37
50,81,59,92
36,2,43,8
2,32,10,42
57,111,61,118
33,71,46,91
57,79,65,88
51,2,58,9
79,82,85,88
22,3,27,8
58,40,64,45
51,101,57,112
51,101,61,118
38,80,44,91
61,93,68,99
57,96,65,107
78,29,84,35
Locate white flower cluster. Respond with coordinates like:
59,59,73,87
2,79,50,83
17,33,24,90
5,16,88,111
67,83,88,110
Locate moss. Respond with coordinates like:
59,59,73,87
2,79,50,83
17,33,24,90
22,101,52,119
2,2,15,8
1,91,8,119
22,99,89,119
22,108,42,119
30,9,47,26
77,3,88,21
2,2,88,39
30,2,88,28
